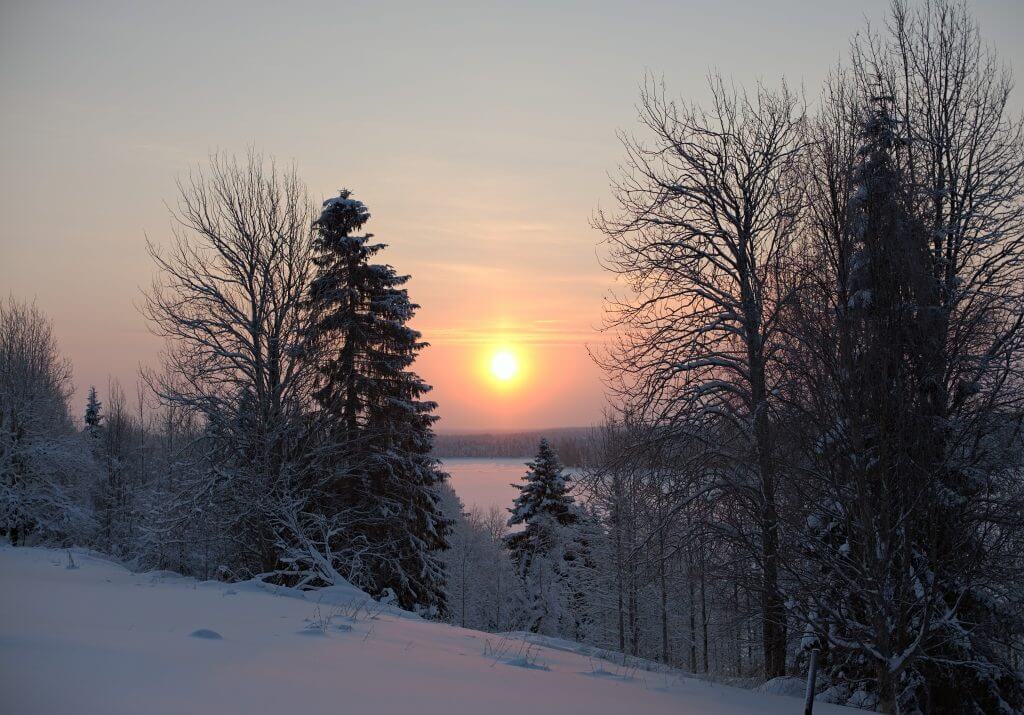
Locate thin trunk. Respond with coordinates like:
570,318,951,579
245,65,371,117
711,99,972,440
614,483,626,653
460,557,467,628
494,555,502,630
701,557,709,673
629,571,639,657
688,548,697,673
734,581,742,676
740,240,786,680
658,489,669,664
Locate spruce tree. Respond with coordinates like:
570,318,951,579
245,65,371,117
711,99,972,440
506,439,577,633
304,190,449,617
801,95,1024,712
84,386,102,431
507,439,576,560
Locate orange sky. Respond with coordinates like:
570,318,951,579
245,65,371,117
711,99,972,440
2,0,1021,430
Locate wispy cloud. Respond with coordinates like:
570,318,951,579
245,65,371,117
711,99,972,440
418,261,608,288
419,321,601,346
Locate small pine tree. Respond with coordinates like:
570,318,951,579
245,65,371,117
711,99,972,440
303,190,450,618
84,386,102,431
506,439,577,633
507,439,576,558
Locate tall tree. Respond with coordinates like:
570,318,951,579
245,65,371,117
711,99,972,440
302,190,450,617
142,151,315,577
596,76,806,678
840,93,948,711
781,3,1024,710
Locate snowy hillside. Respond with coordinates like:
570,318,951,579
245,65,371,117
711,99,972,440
0,546,858,715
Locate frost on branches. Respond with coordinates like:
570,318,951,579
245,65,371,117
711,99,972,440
293,189,450,618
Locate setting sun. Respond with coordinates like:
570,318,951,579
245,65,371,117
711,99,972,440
490,350,519,382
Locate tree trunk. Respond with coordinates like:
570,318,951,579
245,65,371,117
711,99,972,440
701,557,709,673
658,492,669,664
688,548,697,672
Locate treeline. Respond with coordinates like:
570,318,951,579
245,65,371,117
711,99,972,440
433,427,594,465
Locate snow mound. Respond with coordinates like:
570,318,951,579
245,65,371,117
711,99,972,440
504,655,550,671
848,689,879,708
757,676,806,697
297,626,329,637
0,546,861,715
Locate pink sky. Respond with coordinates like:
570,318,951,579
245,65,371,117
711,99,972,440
2,0,1020,430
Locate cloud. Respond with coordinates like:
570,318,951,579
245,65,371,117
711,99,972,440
419,321,601,346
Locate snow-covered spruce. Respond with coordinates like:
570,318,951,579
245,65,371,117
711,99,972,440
789,94,1024,713
289,189,450,618
505,439,582,635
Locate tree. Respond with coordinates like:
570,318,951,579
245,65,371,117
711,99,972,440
142,151,315,577
84,386,102,431
507,439,577,561
91,381,145,557
596,76,806,678
837,92,947,711
438,485,519,631
0,298,93,546
864,14,1024,709
507,439,577,634
301,189,450,617
133,393,204,576
783,3,1024,709
560,504,608,644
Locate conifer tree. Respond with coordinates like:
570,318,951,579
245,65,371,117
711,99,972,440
507,439,576,561
797,94,1024,713
303,190,449,617
507,439,577,633
84,386,102,431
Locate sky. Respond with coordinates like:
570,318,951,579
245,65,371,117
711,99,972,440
1,0,1022,431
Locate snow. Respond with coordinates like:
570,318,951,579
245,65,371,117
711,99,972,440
321,194,364,210
757,676,808,697
189,628,223,640
0,546,861,715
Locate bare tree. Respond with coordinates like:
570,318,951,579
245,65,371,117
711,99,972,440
91,380,145,557
596,75,806,678
142,151,315,576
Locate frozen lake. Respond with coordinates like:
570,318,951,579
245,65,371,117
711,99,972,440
440,457,529,514
441,457,583,515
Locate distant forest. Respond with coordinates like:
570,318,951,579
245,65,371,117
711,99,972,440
432,427,594,466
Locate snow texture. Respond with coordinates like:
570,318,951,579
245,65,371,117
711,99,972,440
0,546,861,715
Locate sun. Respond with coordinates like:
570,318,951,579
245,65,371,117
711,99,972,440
490,350,519,382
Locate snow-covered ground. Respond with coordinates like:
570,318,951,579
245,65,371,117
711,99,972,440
0,546,858,714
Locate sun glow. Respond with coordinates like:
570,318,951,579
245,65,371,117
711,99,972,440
490,350,519,382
